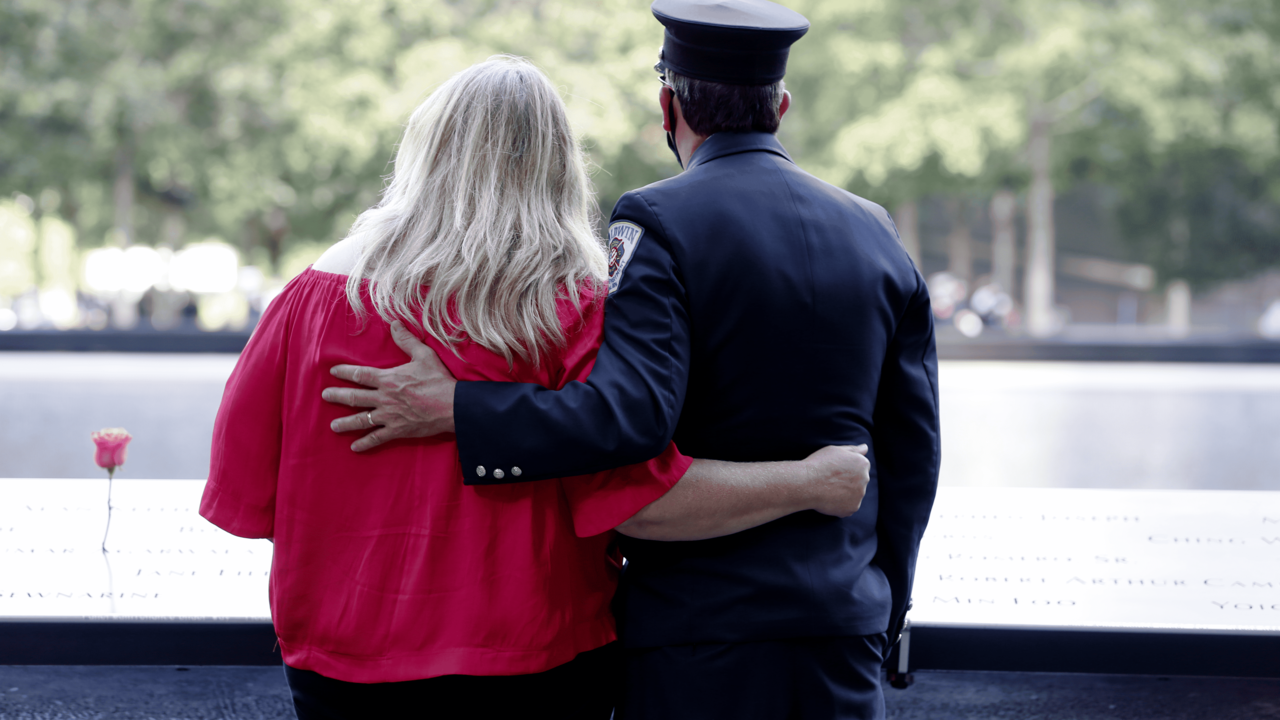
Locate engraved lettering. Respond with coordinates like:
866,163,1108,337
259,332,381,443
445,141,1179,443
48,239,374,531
1040,515,1139,522
943,554,1072,562
1149,535,1244,544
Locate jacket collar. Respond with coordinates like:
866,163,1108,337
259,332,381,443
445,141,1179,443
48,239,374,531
685,132,794,171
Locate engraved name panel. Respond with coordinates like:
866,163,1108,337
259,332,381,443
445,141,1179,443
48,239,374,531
911,487,1280,633
0,479,271,620
6,482,1279,632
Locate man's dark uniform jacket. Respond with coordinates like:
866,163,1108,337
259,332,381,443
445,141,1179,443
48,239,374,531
454,131,940,650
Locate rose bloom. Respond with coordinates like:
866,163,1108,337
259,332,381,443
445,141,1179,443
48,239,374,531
91,428,132,471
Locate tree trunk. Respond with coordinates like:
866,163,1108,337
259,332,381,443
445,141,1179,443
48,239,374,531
989,188,1017,293
944,198,972,284
1165,279,1191,337
1164,214,1191,336
1024,115,1056,337
892,199,921,268
161,206,185,248
264,206,290,274
112,145,134,246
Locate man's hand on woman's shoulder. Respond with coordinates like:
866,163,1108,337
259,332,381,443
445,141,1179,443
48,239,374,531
801,444,871,518
322,321,457,452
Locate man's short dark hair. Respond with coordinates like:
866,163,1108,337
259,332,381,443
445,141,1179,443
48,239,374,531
665,70,785,136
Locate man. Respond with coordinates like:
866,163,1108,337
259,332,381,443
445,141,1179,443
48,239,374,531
322,1,939,717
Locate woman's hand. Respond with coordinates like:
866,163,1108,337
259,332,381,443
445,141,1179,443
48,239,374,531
801,444,871,517
616,444,872,542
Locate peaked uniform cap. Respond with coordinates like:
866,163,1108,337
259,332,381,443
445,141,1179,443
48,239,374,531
652,0,809,86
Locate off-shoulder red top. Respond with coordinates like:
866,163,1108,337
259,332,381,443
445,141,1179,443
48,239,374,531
200,267,690,683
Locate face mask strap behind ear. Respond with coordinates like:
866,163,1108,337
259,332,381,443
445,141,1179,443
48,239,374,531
665,88,683,169
656,56,683,170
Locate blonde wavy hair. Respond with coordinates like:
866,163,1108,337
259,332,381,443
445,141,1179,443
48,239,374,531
344,55,606,366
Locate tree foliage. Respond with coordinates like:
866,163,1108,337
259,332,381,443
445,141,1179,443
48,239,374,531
0,0,1277,287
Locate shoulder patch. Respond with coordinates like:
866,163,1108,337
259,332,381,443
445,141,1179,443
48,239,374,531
606,220,645,295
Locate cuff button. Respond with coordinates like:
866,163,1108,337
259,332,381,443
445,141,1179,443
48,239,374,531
493,469,505,479
476,466,486,477
511,467,522,477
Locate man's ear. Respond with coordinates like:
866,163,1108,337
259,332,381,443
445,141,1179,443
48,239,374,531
659,85,675,132
778,90,791,121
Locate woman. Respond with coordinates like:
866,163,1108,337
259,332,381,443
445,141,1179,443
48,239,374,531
200,56,865,719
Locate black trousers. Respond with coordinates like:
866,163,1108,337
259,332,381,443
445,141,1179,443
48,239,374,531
618,634,890,720
285,642,620,720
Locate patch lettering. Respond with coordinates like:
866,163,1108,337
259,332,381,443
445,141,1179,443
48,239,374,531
607,220,645,295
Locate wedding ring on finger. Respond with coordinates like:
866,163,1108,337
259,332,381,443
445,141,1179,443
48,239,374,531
366,411,374,428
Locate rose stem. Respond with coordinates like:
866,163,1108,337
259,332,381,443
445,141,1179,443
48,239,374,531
101,467,114,554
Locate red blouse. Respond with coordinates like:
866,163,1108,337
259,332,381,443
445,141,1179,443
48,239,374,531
200,268,690,683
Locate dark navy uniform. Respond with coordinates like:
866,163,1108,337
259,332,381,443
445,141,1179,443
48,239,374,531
452,1,940,717
455,129,939,640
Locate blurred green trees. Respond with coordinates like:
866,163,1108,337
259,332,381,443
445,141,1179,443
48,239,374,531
783,0,1279,333
1,0,1277,310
